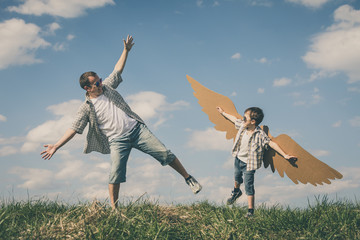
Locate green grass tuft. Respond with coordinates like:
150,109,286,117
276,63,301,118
0,196,359,239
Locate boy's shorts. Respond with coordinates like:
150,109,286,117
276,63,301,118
234,157,255,195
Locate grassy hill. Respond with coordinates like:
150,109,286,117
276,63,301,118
0,196,359,239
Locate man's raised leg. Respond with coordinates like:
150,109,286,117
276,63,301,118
169,157,202,194
169,157,189,178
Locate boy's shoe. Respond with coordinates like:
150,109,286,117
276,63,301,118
226,189,242,205
244,212,254,218
186,175,202,194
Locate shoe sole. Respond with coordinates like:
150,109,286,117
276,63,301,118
193,186,202,194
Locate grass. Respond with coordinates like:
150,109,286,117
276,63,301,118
0,196,359,239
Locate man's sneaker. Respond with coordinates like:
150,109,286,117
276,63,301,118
226,189,242,205
185,175,202,194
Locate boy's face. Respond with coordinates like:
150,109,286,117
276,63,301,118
243,111,256,129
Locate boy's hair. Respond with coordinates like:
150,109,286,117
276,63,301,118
245,107,264,126
79,71,97,89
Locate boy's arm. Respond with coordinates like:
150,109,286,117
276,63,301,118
113,35,134,73
40,128,77,160
269,140,297,160
216,106,238,123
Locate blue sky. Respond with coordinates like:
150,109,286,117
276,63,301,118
1,0,359,208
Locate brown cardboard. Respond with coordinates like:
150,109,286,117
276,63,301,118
187,75,343,186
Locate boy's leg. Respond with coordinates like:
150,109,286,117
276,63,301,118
248,195,254,209
227,158,243,205
244,168,256,216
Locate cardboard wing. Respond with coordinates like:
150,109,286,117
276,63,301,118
187,75,343,186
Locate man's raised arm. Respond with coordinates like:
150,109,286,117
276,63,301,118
114,35,135,73
41,128,76,160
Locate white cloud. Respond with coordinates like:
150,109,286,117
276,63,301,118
7,0,115,18
187,128,233,151
21,99,83,153
0,136,25,145
349,116,360,127
231,53,241,60
309,70,336,82
44,22,61,35
0,114,6,122
247,0,272,7
273,77,292,87
332,120,342,128
255,57,268,63
290,88,322,106
285,0,330,9
348,86,360,93
10,167,56,190
67,34,75,41
0,146,18,157
257,88,265,94
0,18,50,70
310,149,330,157
53,42,66,51
126,91,189,128
303,5,360,83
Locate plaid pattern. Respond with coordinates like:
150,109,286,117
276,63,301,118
231,119,271,171
71,70,144,154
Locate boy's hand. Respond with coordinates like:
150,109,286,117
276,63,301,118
216,106,224,114
284,154,297,161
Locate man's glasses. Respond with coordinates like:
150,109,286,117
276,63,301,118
92,78,102,87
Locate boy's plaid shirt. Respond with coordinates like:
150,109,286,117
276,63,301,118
71,70,144,154
231,119,271,171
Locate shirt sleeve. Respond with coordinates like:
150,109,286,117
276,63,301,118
261,131,271,149
102,70,123,89
71,103,89,134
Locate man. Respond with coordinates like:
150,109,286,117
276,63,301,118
41,35,202,209
216,106,296,217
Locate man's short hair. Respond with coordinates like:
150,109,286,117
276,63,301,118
245,107,264,126
79,71,97,89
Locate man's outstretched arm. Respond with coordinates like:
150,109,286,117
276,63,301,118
41,128,76,160
114,35,135,73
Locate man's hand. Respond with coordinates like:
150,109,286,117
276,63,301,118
40,128,76,160
123,35,134,52
41,144,58,160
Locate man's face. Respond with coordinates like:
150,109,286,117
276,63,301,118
86,75,103,97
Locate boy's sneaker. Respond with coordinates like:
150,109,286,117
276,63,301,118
245,212,254,218
226,189,242,205
185,175,202,194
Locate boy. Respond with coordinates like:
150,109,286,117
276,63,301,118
216,106,296,217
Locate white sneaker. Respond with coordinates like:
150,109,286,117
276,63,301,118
186,175,202,194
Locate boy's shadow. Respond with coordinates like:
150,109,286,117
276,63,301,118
262,126,298,172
